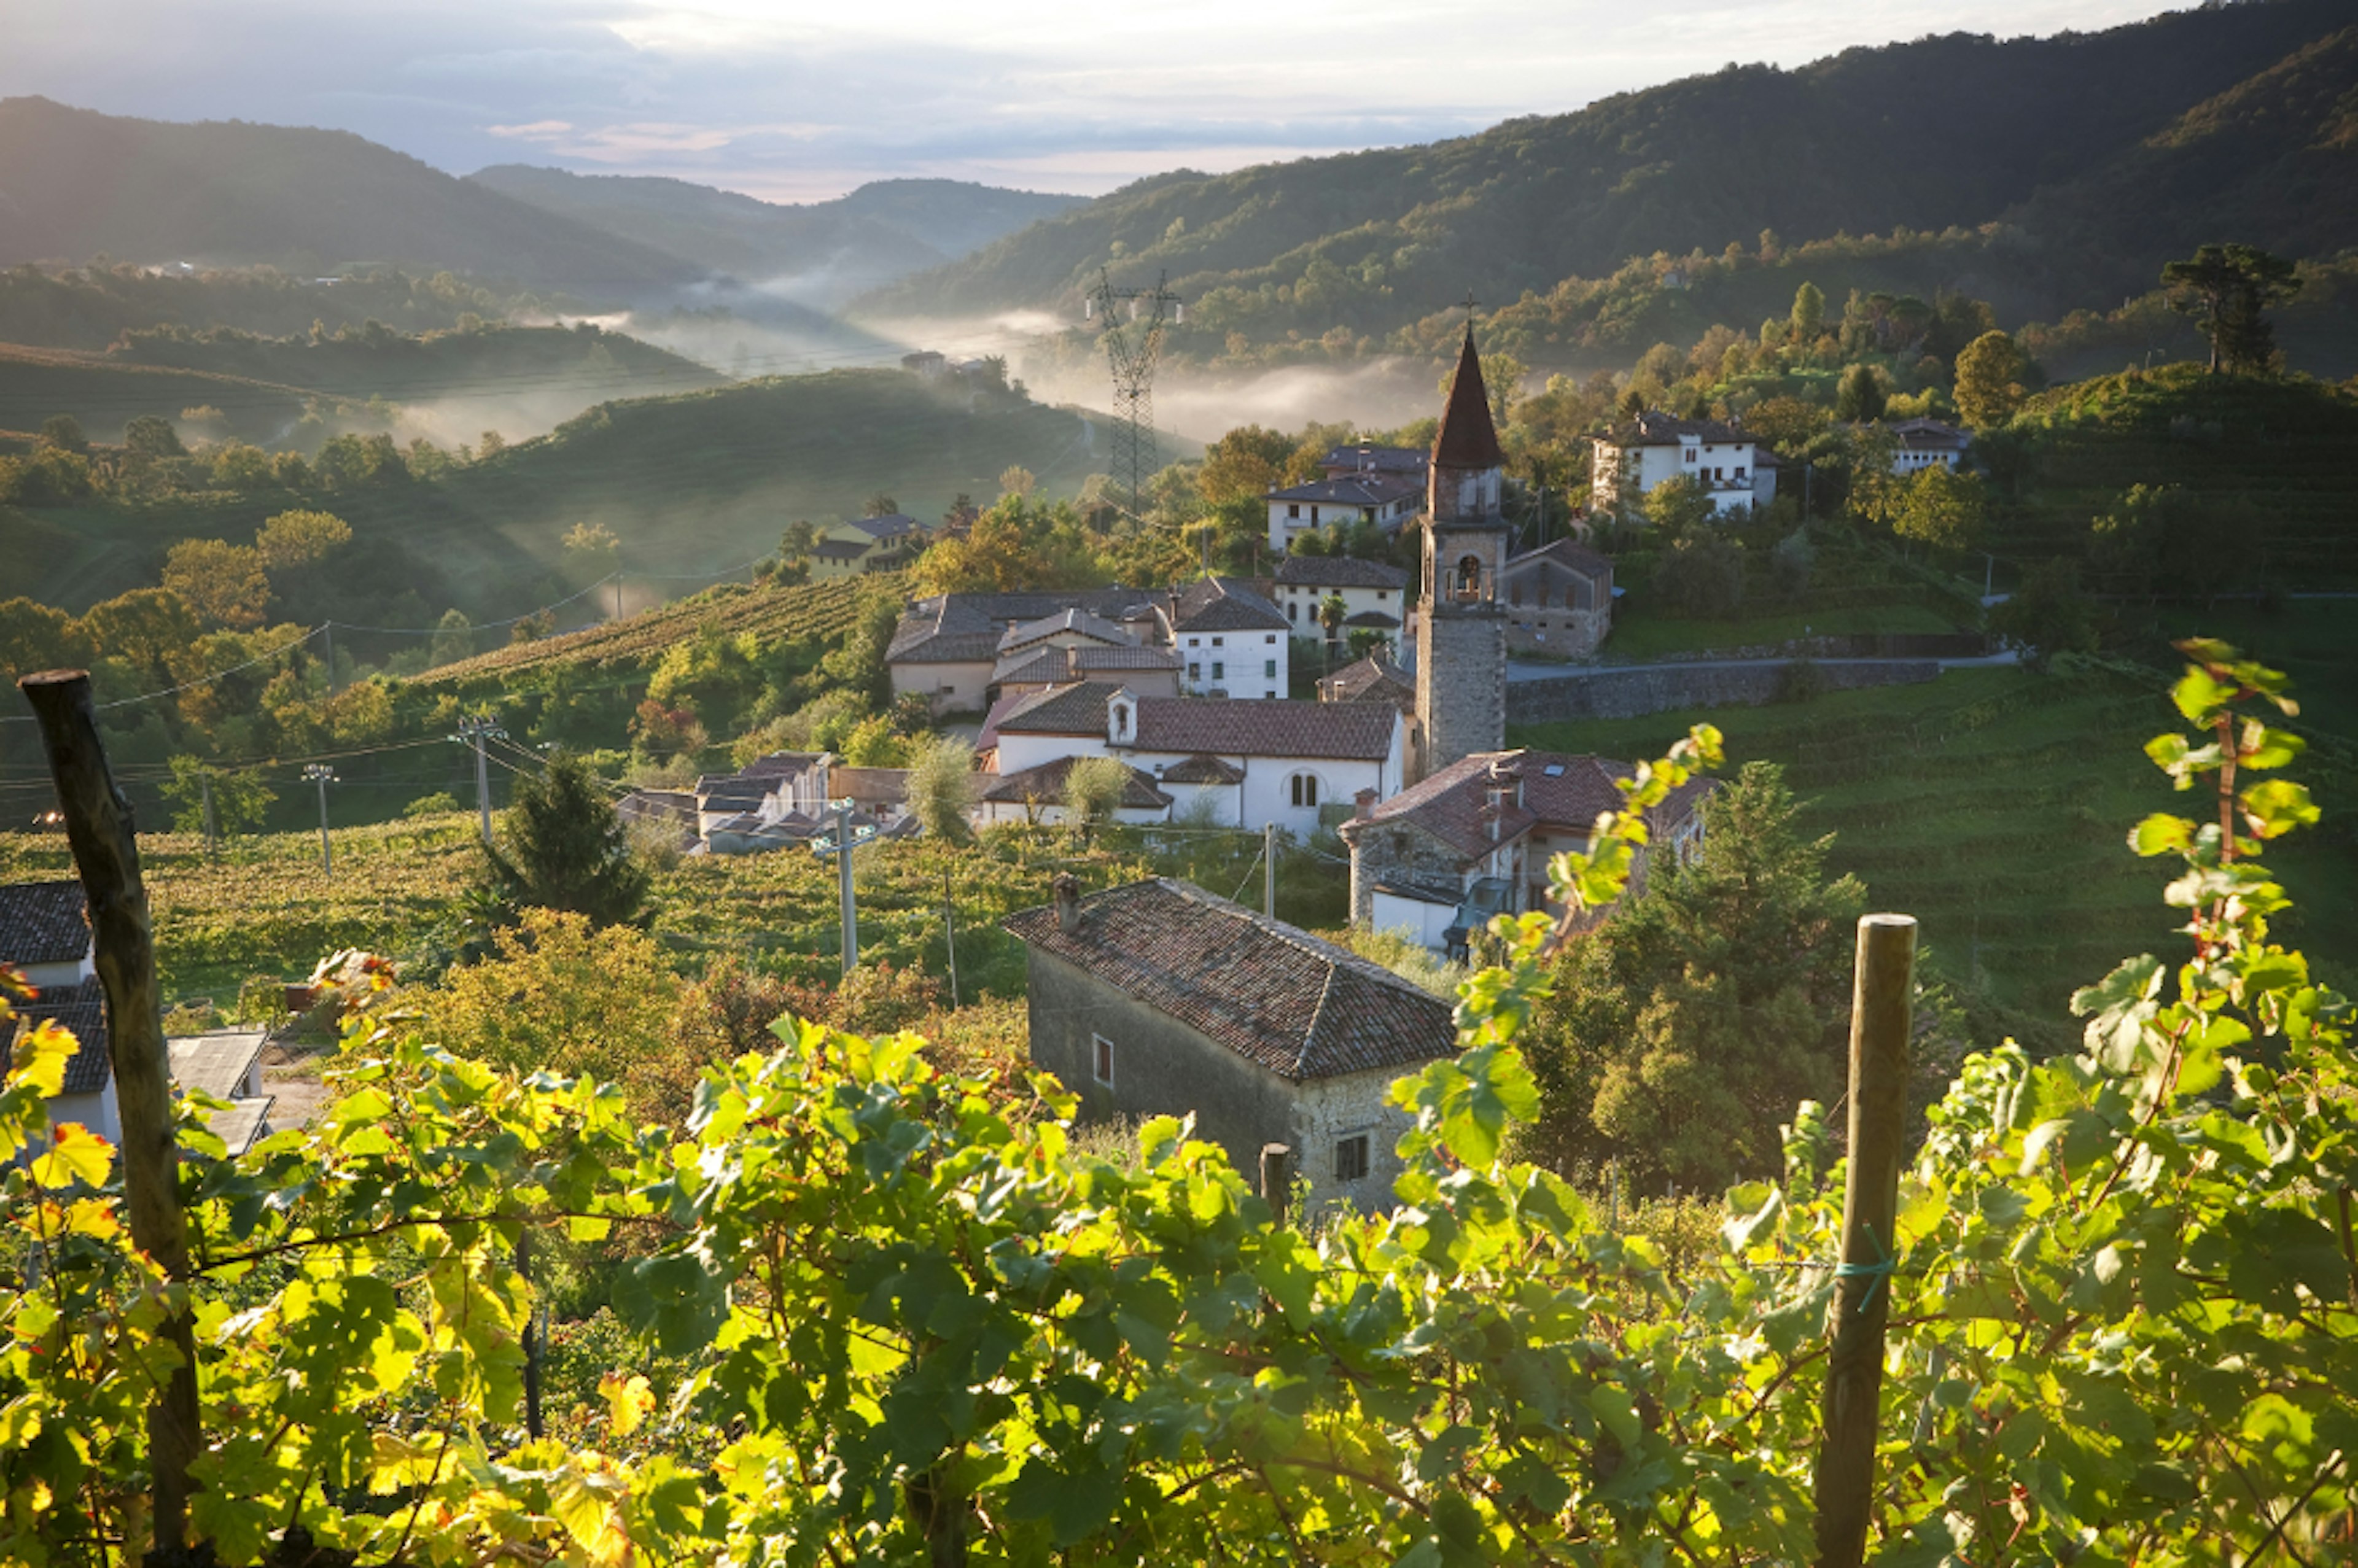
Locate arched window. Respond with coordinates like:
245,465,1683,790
1110,702,1132,742
1455,555,1482,602
1290,773,1320,809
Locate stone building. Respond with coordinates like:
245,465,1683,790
1004,876,1457,1210
1339,750,1713,952
1500,538,1614,658
1412,328,1512,783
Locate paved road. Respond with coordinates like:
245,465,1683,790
1504,648,2020,683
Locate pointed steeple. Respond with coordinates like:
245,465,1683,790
1433,327,1504,470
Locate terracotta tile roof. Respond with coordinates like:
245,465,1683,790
1073,645,1181,673
1134,697,1395,761
999,607,1136,653
1343,753,1538,860
1318,654,1414,713
1602,411,1750,448
1342,748,1714,863
1003,879,1457,1081
1275,555,1409,589
992,681,1115,737
1170,576,1288,633
1434,328,1504,470
992,649,1072,687
982,756,1170,811
1266,474,1422,507
1159,753,1245,785
738,751,826,780
0,880,89,966
831,767,909,805
1506,538,1614,581
1342,609,1401,629
1318,444,1428,476
14,976,109,1095
890,589,1167,664
169,1028,268,1101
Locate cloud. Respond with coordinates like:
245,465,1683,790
0,0,2191,201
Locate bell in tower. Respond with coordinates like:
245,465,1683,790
1412,325,1511,783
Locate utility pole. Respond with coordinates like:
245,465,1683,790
613,572,623,623
1264,821,1277,918
1086,267,1182,520
943,866,961,1009
321,623,336,697
303,764,337,876
456,713,507,845
812,801,873,975
200,768,217,862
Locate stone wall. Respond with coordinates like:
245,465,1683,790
1416,607,1507,779
1291,1069,1420,1214
1506,658,1940,724
1343,815,1477,925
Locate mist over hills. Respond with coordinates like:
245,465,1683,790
467,167,1083,308
857,1,2358,343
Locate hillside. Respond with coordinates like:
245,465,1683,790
0,324,721,446
4,367,1124,612
467,168,1083,307
858,1,2357,351
0,97,699,296
0,265,547,352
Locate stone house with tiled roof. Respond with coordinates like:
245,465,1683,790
990,683,1403,836
1590,411,1768,519
889,589,1173,716
1339,750,1713,953
1500,538,1615,658
1272,554,1409,645
1005,876,1457,1209
1317,653,1415,716
978,757,1173,827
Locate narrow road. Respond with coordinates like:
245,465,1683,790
1504,648,2020,683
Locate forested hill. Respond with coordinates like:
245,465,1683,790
466,168,1084,305
855,1,2358,339
0,97,699,297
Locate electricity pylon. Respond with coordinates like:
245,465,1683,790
1086,267,1181,520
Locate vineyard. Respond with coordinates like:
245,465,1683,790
416,572,897,688
1514,656,2358,1035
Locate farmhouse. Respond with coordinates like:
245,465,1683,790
1169,576,1291,700
1317,652,1415,715
1590,411,1773,518
989,682,1401,836
1004,876,1457,1210
888,588,1169,716
807,513,928,579
1499,537,1614,658
1264,473,1423,555
1884,416,1971,472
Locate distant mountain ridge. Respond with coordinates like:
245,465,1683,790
465,167,1083,306
855,0,2358,342
0,97,698,297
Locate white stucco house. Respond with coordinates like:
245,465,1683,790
988,683,1403,839
1265,473,1424,554
1882,417,1971,473
1591,412,1767,519
1169,577,1291,701
1272,555,1410,645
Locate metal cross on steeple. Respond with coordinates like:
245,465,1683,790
1461,291,1479,327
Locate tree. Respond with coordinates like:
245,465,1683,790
998,465,1037,500
253,508,352,569
1887,464,1986,554
1789,281,1825,344
162,756,274,837
122,414,185,459
1196,425,1297,506
1317,592,1348,648
429,608,475,666
1651,530,1746,618
779,519,820,562
1988,557,2098,669
161,539,271,631
1741,395,1829,452
0,597,95,684
2162,243,2302,374
36,413,88,454
907,736,978,842
1520,761,1865,1189
863,492,898,518
76,588,200,687
1833,363,1886,423
481,751,651,928
1953,330,2027,426
1062,755,1132,840
561,520,620,585
1637,472,1713,536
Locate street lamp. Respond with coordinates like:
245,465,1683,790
303,764,338,875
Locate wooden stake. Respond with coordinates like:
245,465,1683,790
17,669,201,1551
1812,912,1918,1568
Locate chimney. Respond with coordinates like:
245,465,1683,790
1353,786,1377,821
1054,873,1082,934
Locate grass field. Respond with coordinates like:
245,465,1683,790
1512,657,2356,1043
1597,600,1959,661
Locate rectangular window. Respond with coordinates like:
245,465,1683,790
1376,590,1388,601
1212,661,1224,681
1264,659,1276,678
1187,637,1199,648
1287,503,1300,519
1336,1135,1369,1182
1092,1034,1114,1087
1286,602,1298,622
1264,634,1276,645
1212,637,1224,647
1188,662,1201,681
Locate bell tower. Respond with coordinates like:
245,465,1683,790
1412,326,1511,783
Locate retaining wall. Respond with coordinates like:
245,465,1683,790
1506,659,1941,724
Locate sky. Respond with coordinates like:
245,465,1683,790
4,0,2190,204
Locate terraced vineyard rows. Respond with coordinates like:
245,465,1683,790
417,572,898,687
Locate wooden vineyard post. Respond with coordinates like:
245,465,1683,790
17,670,201,1551
1261,1143,1293,1228
1812,912,1918,1568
